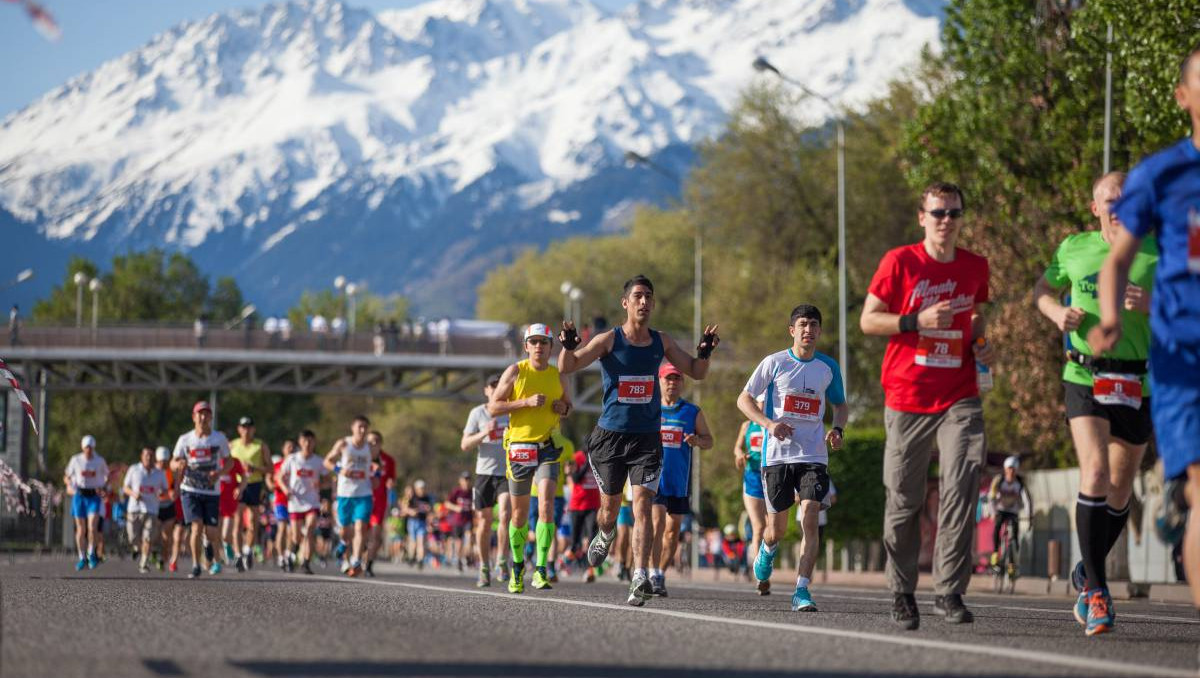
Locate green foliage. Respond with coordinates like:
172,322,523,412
823,429,887,542
286,288,409,331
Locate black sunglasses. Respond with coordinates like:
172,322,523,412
922,208,965,219
526,337,551,346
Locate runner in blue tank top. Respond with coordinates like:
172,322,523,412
558,274,720,606
1090,44,1200,617
649,361,713,597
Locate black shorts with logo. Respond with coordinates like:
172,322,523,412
1063,381,1152,446
473,474,508,510
763,462,829,515
587,427,662,496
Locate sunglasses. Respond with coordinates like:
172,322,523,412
922,208,965,219
526,338,551,346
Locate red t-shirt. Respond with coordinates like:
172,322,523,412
867,243,989,413
273,459,287,506
447,486,473,527
372,451,396,509
219,459,246,509
568,450,601,512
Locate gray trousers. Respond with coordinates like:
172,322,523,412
883,397,985,595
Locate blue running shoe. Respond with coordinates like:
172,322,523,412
791,586,818,612
75,557,87,571
753,544,774,584
1073,591,1088,626
209,561,223,575
334,543,347,560
87,553,99,569
1085,588,1114,636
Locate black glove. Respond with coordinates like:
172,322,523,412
559,325,581,350
696,330,719,359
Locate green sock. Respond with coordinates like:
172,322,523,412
509,523,528,564
535,521,554,568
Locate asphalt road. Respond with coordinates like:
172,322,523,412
2,556,1197,678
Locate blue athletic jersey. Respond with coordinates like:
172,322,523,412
598,326,664,433
744,422,765,472
1115,138,1200,346
659,398,699,497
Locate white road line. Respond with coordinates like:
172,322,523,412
308,574,1199,678
671,581,1200,625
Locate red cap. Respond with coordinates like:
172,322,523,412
193,401,212,414
658,363,682,378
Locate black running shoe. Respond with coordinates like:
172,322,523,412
933,594,974,624
188,565,203,580
891,593,919,630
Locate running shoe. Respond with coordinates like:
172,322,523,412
584,567,596,583
302,562,314,575
75,557,87,571
139,562,150,574
756,579,772,596
188,565,202,579
169,560,178,573
286,556,295,573
791,586,817,612
1070,560,1086,593
347,561,362,577
334,543,347,560
547,562,558,583
496,561,510,583
508,563,525,594
587,530,614,567
477,566,491,588
891,593,919,631
1073,591,1089,626
340,559,351,574
224,543,235,562
1085,588,1114,636
532,567,552,590
933,594,973,624
236,556,246,573
365,561,375,578
156,556,165,572
87,553,99,569
209,561,222,576
627,571,653,607
753,544,774,585
650,573,667,597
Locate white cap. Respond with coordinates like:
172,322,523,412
1004,455,1020,470
155,446,171,461
524,323,552,341
80,434,96,449
414,479,426,488
723,523,735,536
270,454,283,464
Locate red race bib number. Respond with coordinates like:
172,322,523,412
80,470,96,478
189,448,212,462
915,330,964,368
508,443,539,467
1093,372,1143,409
139,485,157,495
617,375,655,404
1189,208,1200,274
748,431,764,453
297,469,315,478
660,425,685,448
488,425,506,443
347,470,366,480
782,393,821,421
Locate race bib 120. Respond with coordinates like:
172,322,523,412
660,425,684,448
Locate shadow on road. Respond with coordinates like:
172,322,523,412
217,660,1036,678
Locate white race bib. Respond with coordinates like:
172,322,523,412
660,425,684,449
507,443,539,467
1093,372,1142,409
915,329,964,368
617,375,655,404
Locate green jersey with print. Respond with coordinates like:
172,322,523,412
1043,231,1158,390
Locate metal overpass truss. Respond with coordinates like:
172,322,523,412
2,348,605,413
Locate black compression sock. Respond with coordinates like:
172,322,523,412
1076,493,1109,590
1103,502,1131,556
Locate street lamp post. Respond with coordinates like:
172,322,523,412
345,282,359,335
753,56,849,400
568,286,583,327
88,278,102,339
73,272,89,331
559,281,574,325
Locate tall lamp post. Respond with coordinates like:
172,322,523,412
559,281,576,325
752,56,849,400
88,278,102,340
73,272,90,331
345,282,360,335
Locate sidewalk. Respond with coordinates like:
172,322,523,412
684,565,1195,604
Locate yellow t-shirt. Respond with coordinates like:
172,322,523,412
505,359,563,445
230,438,267,483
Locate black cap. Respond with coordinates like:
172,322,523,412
238,416,254,427
460,471,471,479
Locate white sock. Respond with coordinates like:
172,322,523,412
796,575,810,589
650,568,663,578
634,567,647,580
243,545,251,555
79,550,86,559
761,541,777,554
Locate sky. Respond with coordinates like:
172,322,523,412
0,0,635,118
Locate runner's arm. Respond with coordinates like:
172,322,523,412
460,427,490,452
552,371,573,418
732,421,749,471
688,410,715,450
1089,229,1142,353
275,463,289,498
255,441,272,478
860,293,957,336
323,439,345,473
556,326,613,375
736,391,774,431
662,330,716,379
486,364,536,416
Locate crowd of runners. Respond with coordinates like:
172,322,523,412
59,45,1200,639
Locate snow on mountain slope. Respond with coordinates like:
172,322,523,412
0,0,943,314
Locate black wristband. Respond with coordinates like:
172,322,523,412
899,313,919,333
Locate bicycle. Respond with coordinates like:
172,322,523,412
992,516,1019,594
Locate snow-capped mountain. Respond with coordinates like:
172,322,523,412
0,0,944,315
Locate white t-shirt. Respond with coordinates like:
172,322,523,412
123,463,168,514
172,430,232,496
463,405,508,476
281,453,327,513
743,349,845,467
66,453,109,491
336,438,373,498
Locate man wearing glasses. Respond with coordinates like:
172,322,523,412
860,182,992,630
